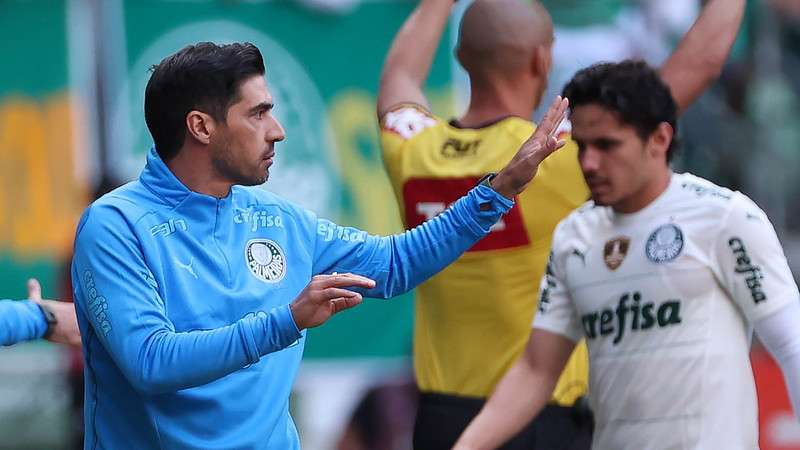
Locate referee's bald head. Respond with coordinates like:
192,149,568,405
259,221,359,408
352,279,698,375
456,0,553,83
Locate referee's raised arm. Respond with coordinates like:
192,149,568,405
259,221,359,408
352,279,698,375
377,0,453,119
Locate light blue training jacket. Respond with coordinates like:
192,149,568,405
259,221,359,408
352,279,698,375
71,148,513,449
0,300,47,345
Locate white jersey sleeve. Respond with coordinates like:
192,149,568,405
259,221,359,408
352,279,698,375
712,194,799,323
754,301,800,421
533,222,583,342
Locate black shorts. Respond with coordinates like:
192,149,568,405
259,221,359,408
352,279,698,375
413,392,593,450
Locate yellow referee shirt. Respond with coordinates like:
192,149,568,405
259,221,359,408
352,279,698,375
380,104,589,405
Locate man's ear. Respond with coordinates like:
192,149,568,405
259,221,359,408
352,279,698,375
186,110,216,145
648,122,674,160
531,44,552,78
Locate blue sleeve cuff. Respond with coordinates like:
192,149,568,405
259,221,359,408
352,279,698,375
29,302,49,339
0,300,48,345
247,305,303,360
462,184,515,235
276,304,302,338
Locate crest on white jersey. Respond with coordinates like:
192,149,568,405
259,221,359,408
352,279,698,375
245,239,286,283
604,237,630,270
645,224,684,263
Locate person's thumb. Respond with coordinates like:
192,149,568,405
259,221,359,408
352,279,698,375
27,278,42,302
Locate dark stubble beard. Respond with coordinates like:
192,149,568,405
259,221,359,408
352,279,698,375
211,142,268,187
590,194,609,207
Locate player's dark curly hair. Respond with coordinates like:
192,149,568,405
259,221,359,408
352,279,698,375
144,42,265,161
562,60,679,162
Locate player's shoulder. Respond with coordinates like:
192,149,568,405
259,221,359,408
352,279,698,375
380,104,537,142
380,103,444,141
553,200,606,244
81,181,155,228
673,172,737,204
75,183,147,244
672,172,770,227
495,115,536,139
455,115,536,144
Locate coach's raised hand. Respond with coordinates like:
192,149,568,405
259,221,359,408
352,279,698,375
289,273,376,330
490,96,569,199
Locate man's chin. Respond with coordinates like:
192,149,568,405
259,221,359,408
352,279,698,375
253,174,268,186
235,173,268,187
590,193,612,207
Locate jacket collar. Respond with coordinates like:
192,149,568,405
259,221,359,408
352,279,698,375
139,147,194,207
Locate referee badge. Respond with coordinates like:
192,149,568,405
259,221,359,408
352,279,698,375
604,237,630,270
645,224,684,264
245,239,286,283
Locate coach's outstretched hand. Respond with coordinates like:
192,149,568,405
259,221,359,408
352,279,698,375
289,273,376,330
490,96,569,199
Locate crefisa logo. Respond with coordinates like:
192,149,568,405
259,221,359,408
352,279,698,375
245,239,286,283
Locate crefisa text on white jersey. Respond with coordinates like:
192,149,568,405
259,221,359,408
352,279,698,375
581,291,682,345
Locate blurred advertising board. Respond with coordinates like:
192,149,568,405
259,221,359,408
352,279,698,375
0,0,96,302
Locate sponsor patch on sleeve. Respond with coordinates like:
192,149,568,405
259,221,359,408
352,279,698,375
381,105,437,140
727,236,767,304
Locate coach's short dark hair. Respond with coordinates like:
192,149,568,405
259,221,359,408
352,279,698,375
562,60,679,162
144,42,265,160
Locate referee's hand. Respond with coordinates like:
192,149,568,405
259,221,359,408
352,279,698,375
491,96,569,199
289,273,375,330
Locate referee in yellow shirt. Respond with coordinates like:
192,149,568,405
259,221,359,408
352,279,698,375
377,0,743,448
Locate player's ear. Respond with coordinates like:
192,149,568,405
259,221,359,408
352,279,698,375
531,44,552,78
186,110,216,146
648,122,673,160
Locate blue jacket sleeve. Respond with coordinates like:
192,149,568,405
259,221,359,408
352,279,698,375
72,206,301,395
312,184,513,298
0,300,47,346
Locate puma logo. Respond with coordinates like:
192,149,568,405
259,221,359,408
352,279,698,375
570,248,587,266
175,257,198,280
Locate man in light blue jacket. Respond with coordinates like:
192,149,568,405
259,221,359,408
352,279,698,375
71,42,568,449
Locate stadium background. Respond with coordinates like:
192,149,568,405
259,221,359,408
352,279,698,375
0,0,798,448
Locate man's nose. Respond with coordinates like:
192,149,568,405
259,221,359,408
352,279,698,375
267,115,286,143
579,146,601,173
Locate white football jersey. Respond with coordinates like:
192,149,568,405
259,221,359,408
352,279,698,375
534,172,799,450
